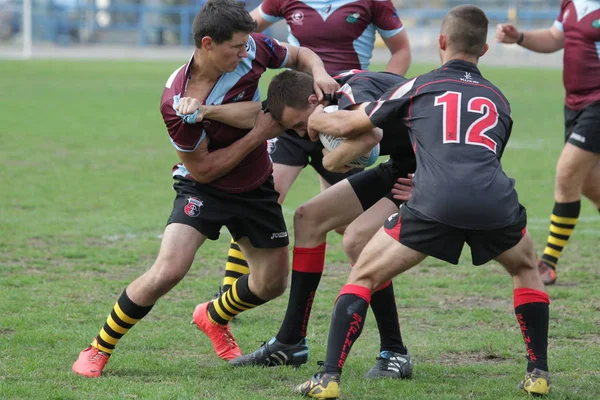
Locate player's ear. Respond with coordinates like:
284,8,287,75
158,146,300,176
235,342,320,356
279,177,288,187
201,36,213,51
308,94,319,105
479,43,489,57
438,34,447,51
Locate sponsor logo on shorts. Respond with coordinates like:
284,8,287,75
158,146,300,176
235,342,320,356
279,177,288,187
184,197,203,217
270,231,288,240
384,212,399,229
569,132,586,143
346,12,360,24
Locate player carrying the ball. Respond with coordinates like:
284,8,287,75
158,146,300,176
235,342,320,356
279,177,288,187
228,68,417,380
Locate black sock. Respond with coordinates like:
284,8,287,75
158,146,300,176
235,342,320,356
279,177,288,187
323,285,371,375
514,288,550,372
276,243,326,344
370,282,406,354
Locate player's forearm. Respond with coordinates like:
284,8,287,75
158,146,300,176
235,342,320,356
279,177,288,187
322,130,381,171
292,47,327,76
384,48,411,76
203,102,261,129
518,29,563,53
310,110,374,138
187,132,264,184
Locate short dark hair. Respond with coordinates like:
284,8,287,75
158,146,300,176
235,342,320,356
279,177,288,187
192,0,257,47
441,5,488,56
267,70,315,121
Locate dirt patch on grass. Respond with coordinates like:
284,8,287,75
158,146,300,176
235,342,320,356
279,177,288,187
0,328,15,335
436,350,511,365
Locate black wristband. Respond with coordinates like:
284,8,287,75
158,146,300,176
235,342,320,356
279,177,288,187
516,32,524,45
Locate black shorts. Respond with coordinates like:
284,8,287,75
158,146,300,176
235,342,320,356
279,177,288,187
167,176,289,249
268,130,363,185
384,204,528,266
348,157,416,210
564,101,600,153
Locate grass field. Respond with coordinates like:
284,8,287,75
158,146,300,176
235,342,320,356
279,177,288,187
1,59,599,400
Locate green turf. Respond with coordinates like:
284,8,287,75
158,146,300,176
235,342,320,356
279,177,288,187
0,60,598,400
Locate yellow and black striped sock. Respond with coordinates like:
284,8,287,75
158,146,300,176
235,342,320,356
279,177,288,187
91,290,153,355
222,239,250,292
208,274,265,325
540,200,580,269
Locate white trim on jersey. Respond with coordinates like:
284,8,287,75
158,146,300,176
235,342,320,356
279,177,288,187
259,5,283,23
170,131,207,153
377,25,403,39
573,0,600,21
553,20,564,32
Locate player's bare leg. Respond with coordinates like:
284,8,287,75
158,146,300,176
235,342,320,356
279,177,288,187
230,179,363,367
539,144,600,284
218,163,302,300
73,224,206,377
495,231,551,396
318,175,348,235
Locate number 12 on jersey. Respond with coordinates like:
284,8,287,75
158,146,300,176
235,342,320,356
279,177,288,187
434,91,498,153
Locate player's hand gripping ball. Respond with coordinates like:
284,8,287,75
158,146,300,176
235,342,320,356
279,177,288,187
318,105,380,168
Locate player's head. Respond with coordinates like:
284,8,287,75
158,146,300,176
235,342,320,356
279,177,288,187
192,0,257,72
439,5,489,62
267,70,320,136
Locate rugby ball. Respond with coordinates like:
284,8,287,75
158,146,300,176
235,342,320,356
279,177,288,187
318,105,380,168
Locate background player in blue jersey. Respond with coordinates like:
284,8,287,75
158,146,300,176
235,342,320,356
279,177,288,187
292,6,551,399
71,0,339,378
214,0,412,297
229,69,416,379
497,1,600,285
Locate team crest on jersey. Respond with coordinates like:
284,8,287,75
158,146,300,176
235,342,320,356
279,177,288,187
233,91,245,102
267,138,278,155
292,11,304,24
246,37,255,53
593,19,600,28
346,12,360,24
184,197,203,217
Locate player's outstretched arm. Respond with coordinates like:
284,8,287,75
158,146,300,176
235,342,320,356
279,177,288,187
176,111,283,184
282,44,339,102
174,96,261,129
322,129,383,172
383,30,412,76
496,23,564,53
307,104,376,141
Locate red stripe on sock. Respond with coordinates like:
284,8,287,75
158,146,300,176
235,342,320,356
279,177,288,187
514,288,550,308
374,280,391,292
336,284,371,304
292,242,326,273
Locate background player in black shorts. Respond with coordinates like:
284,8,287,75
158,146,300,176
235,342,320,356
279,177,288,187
496,1,600,285
229,69,416,380
293,6,551,399
71,0,339,378
215,0,413,296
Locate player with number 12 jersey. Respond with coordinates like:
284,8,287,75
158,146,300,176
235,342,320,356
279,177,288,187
367,60,519,235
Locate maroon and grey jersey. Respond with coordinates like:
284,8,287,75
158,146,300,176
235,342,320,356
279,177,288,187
555,0,600,109
332,69,412,159
365,60,520,230
160,33,288,193
259,0,403,73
